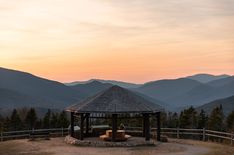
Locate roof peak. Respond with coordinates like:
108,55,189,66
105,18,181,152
66,85,162,114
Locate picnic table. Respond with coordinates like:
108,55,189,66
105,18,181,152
100,130,131,141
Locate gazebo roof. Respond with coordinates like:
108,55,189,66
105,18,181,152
66,85,162,114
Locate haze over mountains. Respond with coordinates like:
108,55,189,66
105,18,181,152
0,67,233,115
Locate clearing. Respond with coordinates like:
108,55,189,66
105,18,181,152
0,138,233,155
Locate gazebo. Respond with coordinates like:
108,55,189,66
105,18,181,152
66,85,162,142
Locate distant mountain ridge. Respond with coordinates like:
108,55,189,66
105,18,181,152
196,95,234,115
0,67,83,109
135,76,234,110
0,67,233,113
70,81,113,98
65,79,141,88
186,73,230,83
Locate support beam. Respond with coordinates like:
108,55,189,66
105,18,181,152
85,113,90,136
70,112,74,137
112,114,117,142
80,113,84,140
157,112,161,141
144,113,150,141
142,114,146,137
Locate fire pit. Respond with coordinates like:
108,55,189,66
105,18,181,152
100,130,131,141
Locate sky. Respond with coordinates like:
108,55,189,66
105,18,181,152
0,0,234,83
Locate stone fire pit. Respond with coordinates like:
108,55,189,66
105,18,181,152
65,136,157,147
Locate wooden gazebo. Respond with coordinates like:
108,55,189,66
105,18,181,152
66,85,162,142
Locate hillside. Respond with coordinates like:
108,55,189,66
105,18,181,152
136,78,201,101
186,74,230,83
0,67,83,109
207,76,234,87
196,95,234,115
66,79,141,88
1,67,233,112
70,81,113,98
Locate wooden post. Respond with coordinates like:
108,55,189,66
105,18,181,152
70,112,74,137
86,113,90,136
144,113,150,141
157,112,161,141
80,113,84,140
203,128,206,141
177,127,180,139
62,127,64,137
112,114,117,142
1,132,3,142
142,114,146,137
231,133,233,146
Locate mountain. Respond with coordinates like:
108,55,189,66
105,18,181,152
207,76,234,87
135,78,202,102
0,88,45,109
1,67,233,112
65,79,141,88
70,81,113,98
135,76,234,110
196,95,234,115
0,67,83,109
186,74,230,83
166,77,234,109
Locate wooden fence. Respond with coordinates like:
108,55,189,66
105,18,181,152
0,128,69,141
0,127,233,145
127,127,234,145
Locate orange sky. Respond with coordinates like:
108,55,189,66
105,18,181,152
0,0,234,83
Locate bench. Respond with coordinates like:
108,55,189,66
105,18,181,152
29,131,50,140
91,125,111,136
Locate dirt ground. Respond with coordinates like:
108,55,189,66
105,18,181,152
0,138,233,155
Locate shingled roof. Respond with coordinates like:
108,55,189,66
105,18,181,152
66,85,162,114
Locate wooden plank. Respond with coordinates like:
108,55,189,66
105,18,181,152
80,113,84,140
112,114,117,142
144,113,150,141
206,133,232,140
157,112,161,141
206,130,233,136
70,112,75,137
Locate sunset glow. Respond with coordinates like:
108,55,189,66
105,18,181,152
0,0,233,83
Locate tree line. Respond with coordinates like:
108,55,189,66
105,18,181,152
0,108,70,132
0,105,234,132
159,105,234,132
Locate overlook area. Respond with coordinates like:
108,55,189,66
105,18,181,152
1,138,234,155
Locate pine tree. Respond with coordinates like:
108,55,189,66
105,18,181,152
208,105,224,131
167,112,179,128
43,109,51,129
4,117,11,131
25,108,37,129
50,113,59,128
10,109,23,131
226,111,234,131
197,109,208,129
179,107,197,128
57,111,70,128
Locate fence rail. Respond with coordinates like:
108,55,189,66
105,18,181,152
126,127,234,145
0,128,69,141
0,127,233,145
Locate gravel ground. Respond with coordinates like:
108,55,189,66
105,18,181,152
1,137,231,155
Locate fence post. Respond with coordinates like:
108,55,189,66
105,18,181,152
1,132,3,142
62,127,64,137
177,128,180,139
203,128,206,141
231,133,233,146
